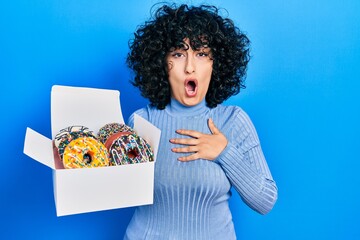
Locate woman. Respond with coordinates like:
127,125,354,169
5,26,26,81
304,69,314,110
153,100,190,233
125,4,278,239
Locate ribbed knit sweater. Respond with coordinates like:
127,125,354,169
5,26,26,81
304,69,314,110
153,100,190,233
124,98,278,240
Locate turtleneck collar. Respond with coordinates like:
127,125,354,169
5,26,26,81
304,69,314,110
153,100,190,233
165,98,209,117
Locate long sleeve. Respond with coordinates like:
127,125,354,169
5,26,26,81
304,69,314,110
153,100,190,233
215,108,278,215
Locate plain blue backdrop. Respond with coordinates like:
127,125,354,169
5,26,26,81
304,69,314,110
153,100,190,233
1,0,359,239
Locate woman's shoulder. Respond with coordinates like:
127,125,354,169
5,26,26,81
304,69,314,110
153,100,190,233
213,104,255,127
127,104,159,124
213,104,246,118
131,107,149,119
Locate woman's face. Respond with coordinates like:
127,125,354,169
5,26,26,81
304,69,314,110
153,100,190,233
166,39,213,107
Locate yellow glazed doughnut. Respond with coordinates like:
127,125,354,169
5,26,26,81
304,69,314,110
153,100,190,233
62,136,109,169
54,125,96,160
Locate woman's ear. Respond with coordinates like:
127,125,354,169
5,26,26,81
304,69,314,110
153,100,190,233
167,60,173,71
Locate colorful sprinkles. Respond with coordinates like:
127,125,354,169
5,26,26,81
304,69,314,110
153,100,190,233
98,123,135,144
62,136,109,168
54,123,154,169
109,133,154,165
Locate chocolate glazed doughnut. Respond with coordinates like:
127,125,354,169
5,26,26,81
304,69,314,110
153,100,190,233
98,123,154,165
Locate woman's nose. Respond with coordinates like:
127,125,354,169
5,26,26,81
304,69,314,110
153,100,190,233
185,56,195,74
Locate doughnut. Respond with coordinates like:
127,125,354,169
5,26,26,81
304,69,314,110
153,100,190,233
54,125,96,160
62,136,109,169
98,123,154,165
54,125,109,169
97,123,135,144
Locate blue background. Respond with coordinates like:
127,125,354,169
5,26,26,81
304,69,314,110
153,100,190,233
1,0,359,239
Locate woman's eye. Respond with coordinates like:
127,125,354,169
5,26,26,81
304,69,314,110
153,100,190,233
197,52,209,57
172,52,183,58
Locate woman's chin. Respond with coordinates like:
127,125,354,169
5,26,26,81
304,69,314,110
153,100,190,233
180,97,203,107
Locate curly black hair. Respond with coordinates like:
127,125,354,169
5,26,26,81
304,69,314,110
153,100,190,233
127,3,250,109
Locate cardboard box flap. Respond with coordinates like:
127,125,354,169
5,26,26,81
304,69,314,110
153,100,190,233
24,127,55,169
134,114,161,161
51,85,124,138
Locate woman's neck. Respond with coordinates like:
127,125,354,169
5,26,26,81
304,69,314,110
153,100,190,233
165,98,209,117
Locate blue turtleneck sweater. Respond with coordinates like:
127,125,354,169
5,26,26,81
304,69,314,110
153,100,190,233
124,98,278,240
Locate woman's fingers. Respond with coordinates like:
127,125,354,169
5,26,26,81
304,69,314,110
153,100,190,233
208,118,220,134
171,145,198,153
177,153,199,162
169,137,199,145
169,118,228,161
175,129,202,138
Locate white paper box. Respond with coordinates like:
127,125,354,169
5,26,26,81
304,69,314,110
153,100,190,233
23,85,161,216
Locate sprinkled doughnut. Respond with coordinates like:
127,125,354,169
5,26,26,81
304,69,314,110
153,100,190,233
54,126,96,160
98,123,154,165
97,123,135,144
54,125,109,169
62,136,109,169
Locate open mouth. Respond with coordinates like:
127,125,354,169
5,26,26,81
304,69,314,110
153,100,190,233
185,79,198,97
